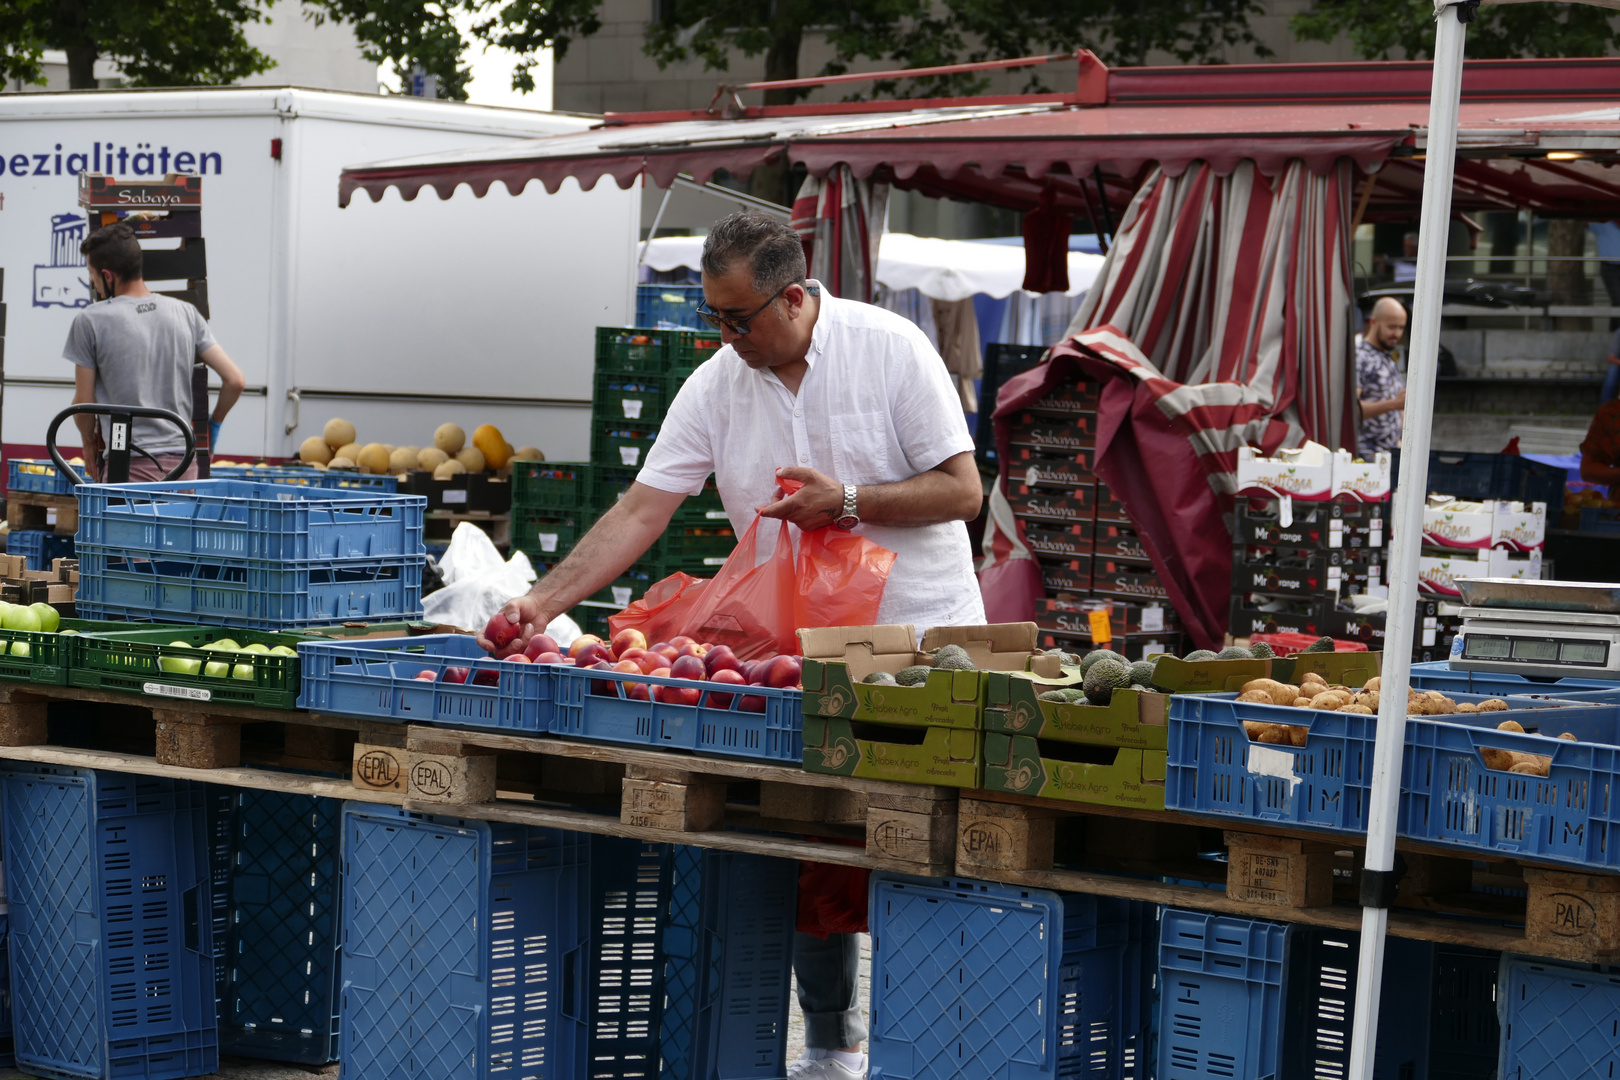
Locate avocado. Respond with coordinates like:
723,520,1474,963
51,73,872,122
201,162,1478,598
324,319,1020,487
1080,649,1128,675
1216,646,1253,661
1303,636,1336,654
1249,641,1276,659
931,644,975,671
863,671,898,685
895,665,931,686
1082,658,1132,705
1128,660,1157,687
1039,690,1069,703
1184,650,1219,662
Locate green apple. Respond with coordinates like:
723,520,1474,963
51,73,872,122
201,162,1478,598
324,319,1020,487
212,638,240,651
29,604,58,633
58,629,78,636
204,660,231,678
268,645,297,657
1,607,38,632
242,643,270,655
159,641,202,676
231,662,255,680
10,641,29,658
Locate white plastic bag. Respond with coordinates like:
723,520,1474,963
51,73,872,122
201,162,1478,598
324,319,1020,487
423,522,580,647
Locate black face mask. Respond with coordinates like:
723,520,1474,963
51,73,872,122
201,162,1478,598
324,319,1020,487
90,270,113,301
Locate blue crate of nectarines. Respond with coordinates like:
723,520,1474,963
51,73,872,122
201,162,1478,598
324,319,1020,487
551,647,804,763
295,634,556,732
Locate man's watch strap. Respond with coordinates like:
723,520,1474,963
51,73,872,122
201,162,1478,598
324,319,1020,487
834,483,860,530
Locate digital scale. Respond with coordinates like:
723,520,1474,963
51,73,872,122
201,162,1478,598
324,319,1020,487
1453,578,1620,682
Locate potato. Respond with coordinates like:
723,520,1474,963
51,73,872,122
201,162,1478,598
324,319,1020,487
1236,689,1274,704
1257,724,1293,745
1362,676,1381,693
1310,690,1353,710
1288,725,1309,746
1243,721,1268,741
1428,695,1457,715
1342,704,1375,715
1293,697,1314,708
1456,702,1479,714
1479,699,1510,713
1407,699,1430,716
1558,732,1578,742
1509,761,1543,775
1481,747,1517,771
1240,679,1295,706
1356,691,1380,712
1496,719,1525,733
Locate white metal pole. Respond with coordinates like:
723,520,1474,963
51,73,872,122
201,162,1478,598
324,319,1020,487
1347,4,1470,1077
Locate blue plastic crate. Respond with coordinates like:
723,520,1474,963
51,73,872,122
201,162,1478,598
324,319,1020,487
586,838,673,1078
660,847,796,1080
1404,450,1566,515
7,529,74,572
1498,957,1620,1080
1158,910,1289,1080
870,875,1152,1080
1581,507,1620,533
75,479,424,562
1165,690,1620,839
0,913,13,1070
339,805,588,1080
75,547,423,630
1409,661,1620,702
296,634,556,732
1428,946,1503,1080
637,284,705,330
0,765,216,1080
208,788,341,1065
209,464,399,493
7,459,77,496
552,665,803,763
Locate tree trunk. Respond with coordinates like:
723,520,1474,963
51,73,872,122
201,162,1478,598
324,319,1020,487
55,0,98,89
1546,218,1589,330
746,23,803,205
65,42,97,89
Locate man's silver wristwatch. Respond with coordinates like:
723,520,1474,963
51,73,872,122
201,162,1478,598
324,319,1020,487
833,483,860,531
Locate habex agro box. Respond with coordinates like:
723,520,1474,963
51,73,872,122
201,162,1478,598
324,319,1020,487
983,681,1168,750
980,734,1167,810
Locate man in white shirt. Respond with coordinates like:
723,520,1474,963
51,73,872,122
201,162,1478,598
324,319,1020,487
483,210,985,1080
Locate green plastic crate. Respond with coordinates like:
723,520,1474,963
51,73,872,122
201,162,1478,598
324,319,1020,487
514,511,580,563
653,527,736,568
592,421,661,470
595,327,672,373
0,618,161,687
667,330,724,368
511,461,592,514
68,626,309,709
593,373,671,426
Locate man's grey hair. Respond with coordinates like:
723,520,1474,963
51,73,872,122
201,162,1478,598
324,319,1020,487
701,210,806,296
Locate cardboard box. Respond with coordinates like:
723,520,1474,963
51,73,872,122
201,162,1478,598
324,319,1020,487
1332,450,1393,502
1084,522,1151,563
1037,598,1179,638
1229,595,1333,638
1038,558,1091,596
797,623,1063,730
1236,443,1335,502
1006,483,1091,524
1150,654,1274,693
801,716,981,787
1324,601,1441,649
980,733,1166,810
1230,555,1379,599
1272,650,1383,688
1022,522,1090,560
1026,381,1100,416
1418,548,1542,596
1091,559,1170,602
1007,412,1097,452
1036,630,1186,662
1234,502,1385,551
983,680,1169,749
1013,450,1095,489
1419,499,1546,552
1094,482,1131,524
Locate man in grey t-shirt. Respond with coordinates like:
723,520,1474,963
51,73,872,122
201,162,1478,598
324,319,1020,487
63,223,245,481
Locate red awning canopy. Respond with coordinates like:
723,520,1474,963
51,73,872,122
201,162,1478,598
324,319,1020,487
338,55,1620,216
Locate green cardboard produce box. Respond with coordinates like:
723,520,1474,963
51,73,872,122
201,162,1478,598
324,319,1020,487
980,731,1166,810
798,622,1062,730
1273,650,1382,689
1148,655,1272,693
982,678,1169,750
801,715,981,788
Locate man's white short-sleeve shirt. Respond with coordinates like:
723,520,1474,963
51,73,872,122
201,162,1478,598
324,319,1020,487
637,284,986,629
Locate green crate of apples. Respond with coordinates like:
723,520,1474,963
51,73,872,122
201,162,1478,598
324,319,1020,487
67,626,305,708
0,602,148,686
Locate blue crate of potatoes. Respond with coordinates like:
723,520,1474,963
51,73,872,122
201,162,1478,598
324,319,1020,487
0,765,216,1080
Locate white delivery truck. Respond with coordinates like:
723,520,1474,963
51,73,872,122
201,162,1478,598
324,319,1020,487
0,87,638,463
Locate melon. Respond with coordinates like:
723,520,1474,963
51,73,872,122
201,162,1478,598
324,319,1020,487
472,424,510,469
456,446,486,473
329,456,356,469
434,423,466,453
299,436,333,464
417,447,449,470
335,442,362,463
510,446,545,462
388,447,416,473
433,460,465,480
358,443,391,474
323,418,356,450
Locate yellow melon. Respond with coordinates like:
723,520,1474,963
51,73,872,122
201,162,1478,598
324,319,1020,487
323,418,356,450
472,424,510,469
335,442,362,463
417,447,449,471
455,446,486,473
510,446,545,462
329,456,356,470
433,460,465,480
388,447,416,473
358,443,391,475
434,424,466,454
300,436,333,464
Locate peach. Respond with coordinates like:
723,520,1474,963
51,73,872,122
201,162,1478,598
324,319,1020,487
568,634,604,659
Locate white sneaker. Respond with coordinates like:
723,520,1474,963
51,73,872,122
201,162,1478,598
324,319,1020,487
786,1051,868,1079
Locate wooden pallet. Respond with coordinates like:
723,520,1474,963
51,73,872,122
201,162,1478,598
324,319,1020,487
426,510,510,548
351,725,959,876
6,493,78,535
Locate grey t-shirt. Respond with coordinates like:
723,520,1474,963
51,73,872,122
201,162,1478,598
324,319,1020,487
62,294,216,456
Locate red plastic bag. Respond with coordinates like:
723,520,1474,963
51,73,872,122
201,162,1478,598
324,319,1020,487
609,510,896,661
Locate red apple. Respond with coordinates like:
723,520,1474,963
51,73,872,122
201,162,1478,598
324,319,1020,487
443,666,470,684
739,693,768,713
524,634,560,661
651,643,679,663
669,654,707,682
483,613,521,650
705,646,743,677
413,670,437,681
707,668,747,707
574,642,611,668
568,634,604,659
763,655,803,689
610,628,648,659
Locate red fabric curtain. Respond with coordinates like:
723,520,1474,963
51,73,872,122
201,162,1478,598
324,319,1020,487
790,165,889,301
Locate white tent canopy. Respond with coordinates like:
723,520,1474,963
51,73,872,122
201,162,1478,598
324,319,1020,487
641,232,1105,301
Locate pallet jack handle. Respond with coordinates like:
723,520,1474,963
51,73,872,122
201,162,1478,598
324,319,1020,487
44,404,195,485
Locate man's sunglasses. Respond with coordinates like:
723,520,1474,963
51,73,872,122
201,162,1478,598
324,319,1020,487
695,280,799,335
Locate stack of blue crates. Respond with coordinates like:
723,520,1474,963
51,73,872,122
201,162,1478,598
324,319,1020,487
869,875,1156,1080
1498,956,1620,1079
209,787,343,1065
0,764,216,1080
73,479,427,629
7,529,74,572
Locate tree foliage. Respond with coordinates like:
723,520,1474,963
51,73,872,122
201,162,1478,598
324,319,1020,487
1292,0,1620,60
0,0,275,89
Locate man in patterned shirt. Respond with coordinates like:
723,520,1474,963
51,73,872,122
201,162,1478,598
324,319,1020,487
1357,297,1408,455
